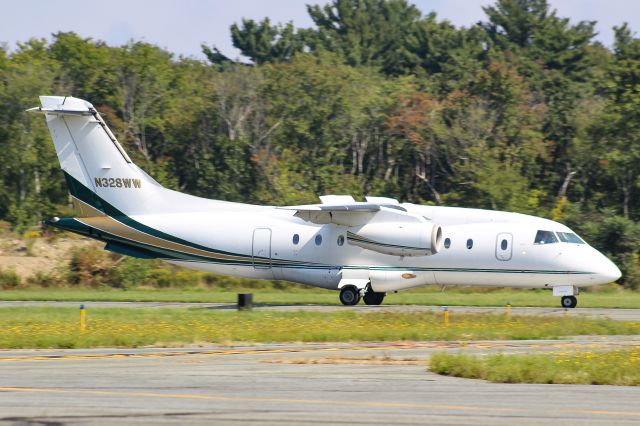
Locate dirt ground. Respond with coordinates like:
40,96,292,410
0,233,99,279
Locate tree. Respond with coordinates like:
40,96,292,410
482,0,598,205
383,91,444,202
230,18,307,64
0,40,68,229
48,32,118,105
482,0,596,73
113,42,176,166
307,0,422,75
407,21,486,92
593,24,640,219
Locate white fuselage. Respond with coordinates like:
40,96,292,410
136,200,620,293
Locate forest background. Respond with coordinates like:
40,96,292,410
2,0,640,289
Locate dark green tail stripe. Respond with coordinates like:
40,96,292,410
63,172,284,261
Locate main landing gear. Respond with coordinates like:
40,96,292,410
363,290,385,305
339,285,386,306
339,285,360,306
561,295,578,309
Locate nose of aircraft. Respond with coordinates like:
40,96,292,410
594,251,622,284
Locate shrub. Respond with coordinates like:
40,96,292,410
0,268,21,289
26,271,62,288
109,258,204,288
62,247,303,289
109,257,157,289
622,253,640,291
67,246,114,287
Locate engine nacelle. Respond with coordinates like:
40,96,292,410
347,221,442,257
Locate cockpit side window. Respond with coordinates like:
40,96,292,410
557,232,585,244
534,230,558,245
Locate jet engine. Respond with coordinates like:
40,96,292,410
347,222,442,257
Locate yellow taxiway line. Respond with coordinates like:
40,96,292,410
0,341,589,362
1,387,639,418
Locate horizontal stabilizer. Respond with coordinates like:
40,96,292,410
26,106,93,116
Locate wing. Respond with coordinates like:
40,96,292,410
278,195,407,226
279,195,441,258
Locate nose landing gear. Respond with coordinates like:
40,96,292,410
554,285,578,309
561,295,577,309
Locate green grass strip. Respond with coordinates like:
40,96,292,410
430,349,640,385
0,308,639,349
1,287,640,308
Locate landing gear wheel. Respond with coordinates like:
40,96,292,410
363,291,385,305
339,286,361,306
561,296,577,309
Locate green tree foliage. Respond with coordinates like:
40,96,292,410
228,18,306,64
594,25,640,219
2,0,640,287
48,32,117,105
0,40,67,229
307,0,422,75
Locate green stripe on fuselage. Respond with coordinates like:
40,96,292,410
56,172,594,276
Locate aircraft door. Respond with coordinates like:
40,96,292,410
495,233,513,261
252,228,272,269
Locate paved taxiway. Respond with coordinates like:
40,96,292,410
1,304,639,424
2,300,640,321
1,337,640,425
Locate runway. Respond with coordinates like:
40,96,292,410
1,337,640,425
2,300,640,320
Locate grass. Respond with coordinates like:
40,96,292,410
430,348,640,386
1,286,640,308
0,308,639,349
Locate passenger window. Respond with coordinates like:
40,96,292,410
315,234,322,246
337,235,344,246
466,239,473,249
292,234,300,245
444,238,451,249
557,232,585,244
534,230,558,245
501,239,508,250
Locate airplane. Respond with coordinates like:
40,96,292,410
29,96,621,308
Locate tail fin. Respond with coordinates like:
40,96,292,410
30,96,163,217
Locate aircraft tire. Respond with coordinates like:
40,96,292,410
340,286,361,306
561,295,577,309
363,291,385,305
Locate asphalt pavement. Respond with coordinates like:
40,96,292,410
1,302,639,424
1,337,639,425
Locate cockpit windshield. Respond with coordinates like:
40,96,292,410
534,230,558,244
557,232,585,244
534,230,586,245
